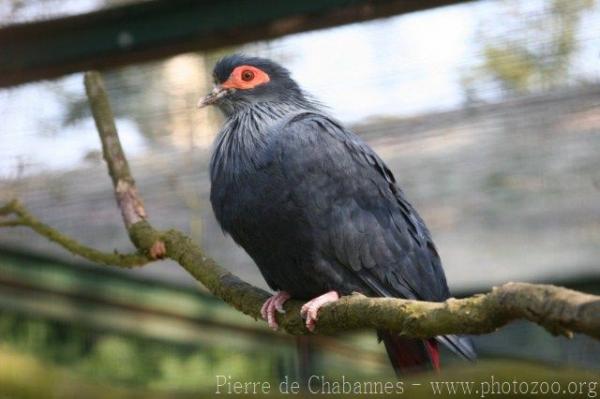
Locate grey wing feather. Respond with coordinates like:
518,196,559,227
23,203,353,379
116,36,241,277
273,112,450,302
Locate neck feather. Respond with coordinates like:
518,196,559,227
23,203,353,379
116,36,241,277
209,100,319,182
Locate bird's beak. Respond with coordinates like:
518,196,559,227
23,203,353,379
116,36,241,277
197,86,232,108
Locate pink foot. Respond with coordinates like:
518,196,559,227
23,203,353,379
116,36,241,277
261,291,291,330
300,291,340,332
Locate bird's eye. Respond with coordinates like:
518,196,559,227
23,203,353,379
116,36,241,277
241,70,255,82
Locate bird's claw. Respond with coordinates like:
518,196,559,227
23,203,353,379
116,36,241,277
275,302,286,314
300,291,340,332
260,291,291,330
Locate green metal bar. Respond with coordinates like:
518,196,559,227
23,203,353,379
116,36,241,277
0,285,286,351
0,250,259,330
0,0,473,87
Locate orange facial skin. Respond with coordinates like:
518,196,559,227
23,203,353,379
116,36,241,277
221,65,270,90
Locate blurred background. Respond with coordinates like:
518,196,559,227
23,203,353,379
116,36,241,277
0,0,599,397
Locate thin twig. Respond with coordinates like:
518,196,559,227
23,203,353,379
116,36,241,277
0,200,150,268
84,72,147,229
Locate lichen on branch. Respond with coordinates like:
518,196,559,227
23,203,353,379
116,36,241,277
84,72,147,229
0,199,150,268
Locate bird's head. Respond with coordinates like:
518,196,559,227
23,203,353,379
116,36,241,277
197,54,308,116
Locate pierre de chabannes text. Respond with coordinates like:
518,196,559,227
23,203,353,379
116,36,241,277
215,375,598,397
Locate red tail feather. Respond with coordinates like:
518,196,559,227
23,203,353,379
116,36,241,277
379,330,439,375
424,339,440,370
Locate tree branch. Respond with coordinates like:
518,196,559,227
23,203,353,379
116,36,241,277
0,199,150,268
84,72,148,230
1,199,599,339
84,71,166,259
1,71,598,342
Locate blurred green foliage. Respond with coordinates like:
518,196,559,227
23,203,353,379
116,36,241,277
465,0,595,99
0,311,276,391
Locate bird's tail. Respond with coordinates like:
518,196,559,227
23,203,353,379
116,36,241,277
436,334,477,362
378,331,476,376
378,330,439,375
